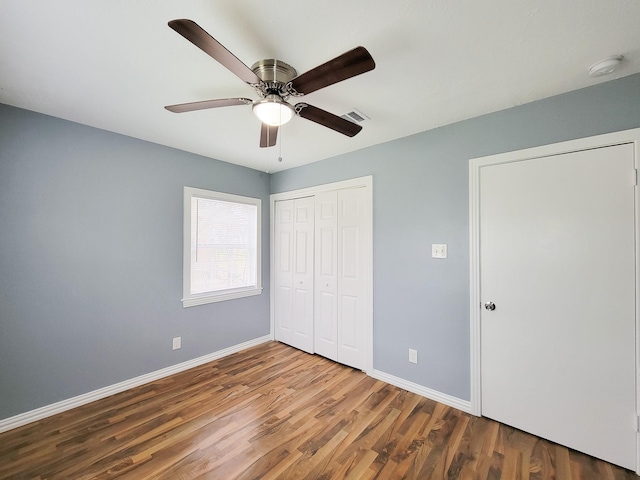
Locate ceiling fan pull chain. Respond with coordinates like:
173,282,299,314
278,123,283,163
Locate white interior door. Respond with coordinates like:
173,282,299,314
314,190,338,361
480,143,637,470
337,187,368,370
274,197,314,353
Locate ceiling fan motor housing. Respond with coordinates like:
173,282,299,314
251,59,297,98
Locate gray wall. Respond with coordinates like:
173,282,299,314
2,74,639,420
271,73,640,401
0,104,271,419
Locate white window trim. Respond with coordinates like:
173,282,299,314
183,186,262,307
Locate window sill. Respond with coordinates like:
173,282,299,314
182,287,263,307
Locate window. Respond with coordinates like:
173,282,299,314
183,187,261,307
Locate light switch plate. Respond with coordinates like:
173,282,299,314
432,244,447,259
409,349,418,364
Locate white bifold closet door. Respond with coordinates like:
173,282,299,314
275,186,369,370
274,196,314,353
314,187,368,370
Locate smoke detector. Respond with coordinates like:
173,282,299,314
588,55,623,77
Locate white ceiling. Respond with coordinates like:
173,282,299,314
1,1,639,173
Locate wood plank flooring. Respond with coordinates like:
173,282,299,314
0,341,636,479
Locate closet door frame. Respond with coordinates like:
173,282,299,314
270,175,373,374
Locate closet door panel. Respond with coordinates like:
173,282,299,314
274,200,294,345
337,187,367,370
274,197,314,353
314,191,338,360
291,197,315,353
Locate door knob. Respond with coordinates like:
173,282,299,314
484,302,496,311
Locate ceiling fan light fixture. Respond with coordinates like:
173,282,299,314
252,95,294,126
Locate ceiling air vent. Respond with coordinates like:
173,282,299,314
341,108,370,124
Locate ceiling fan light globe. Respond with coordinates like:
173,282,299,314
252,97,294,126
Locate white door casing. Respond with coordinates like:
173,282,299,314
469,129,640,472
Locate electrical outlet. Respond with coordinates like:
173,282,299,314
172,337,181,350
409,348,418,364
431,244,447,259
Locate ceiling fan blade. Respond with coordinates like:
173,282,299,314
168,19,262,85
260,123,278,148
289,47,375,95
295,103,362,137
165,98,252,113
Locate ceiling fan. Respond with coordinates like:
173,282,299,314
164,19,376,148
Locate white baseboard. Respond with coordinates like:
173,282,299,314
370,369,472,414
0,335,272,434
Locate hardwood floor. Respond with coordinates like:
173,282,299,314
0,341,636,479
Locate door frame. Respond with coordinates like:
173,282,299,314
270,175,374,374
469,128,640,472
